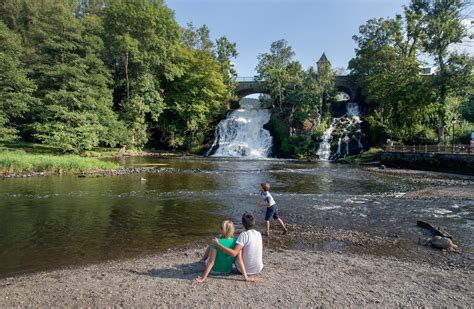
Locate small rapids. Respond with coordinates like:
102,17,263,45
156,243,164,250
317,102,363,160
207,108,273,158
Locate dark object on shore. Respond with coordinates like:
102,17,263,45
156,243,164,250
378,164,386,170
78,174,86,178
430,236,460,253
417,220,460,253
416,220,452,239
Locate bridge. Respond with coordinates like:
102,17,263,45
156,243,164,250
236,75,359,101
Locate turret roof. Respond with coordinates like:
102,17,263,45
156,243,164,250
317,52,329,63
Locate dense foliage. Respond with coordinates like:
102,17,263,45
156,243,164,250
0,0,237,153
255,39,337,157
349,0,473,145
0,0,471,157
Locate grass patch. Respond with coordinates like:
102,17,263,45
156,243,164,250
0,142,124,157
336,148,382,164
0,151,119,174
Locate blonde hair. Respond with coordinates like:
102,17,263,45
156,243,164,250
220,220,235,238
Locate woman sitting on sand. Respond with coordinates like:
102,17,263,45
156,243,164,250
194,220,251,282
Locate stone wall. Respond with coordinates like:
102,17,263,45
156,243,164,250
380,152,474,176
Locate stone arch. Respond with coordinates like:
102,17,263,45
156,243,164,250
335,85,353,101
235,81,270,100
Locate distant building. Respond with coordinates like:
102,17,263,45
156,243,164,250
420,67,438,75
317,53,331,72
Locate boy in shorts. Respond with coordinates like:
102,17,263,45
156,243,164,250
257,182,288,236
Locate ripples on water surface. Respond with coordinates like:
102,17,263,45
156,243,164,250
0,157,472,277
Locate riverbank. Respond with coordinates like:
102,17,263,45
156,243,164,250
0,226,472,307
0,148,197,177
0,151,119,175
380,151,474,176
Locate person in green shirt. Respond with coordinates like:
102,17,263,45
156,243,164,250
194,220,252,282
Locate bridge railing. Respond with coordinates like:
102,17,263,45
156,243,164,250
237,75,348,82
384,144,473,154
236,76,257,82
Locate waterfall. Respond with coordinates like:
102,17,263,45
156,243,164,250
317,102,363,160
207,108,273,158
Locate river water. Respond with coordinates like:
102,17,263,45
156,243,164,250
0,157,473,277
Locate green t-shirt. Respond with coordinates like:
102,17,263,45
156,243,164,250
212,237,237,273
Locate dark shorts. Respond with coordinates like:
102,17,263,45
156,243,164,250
265,204,279,221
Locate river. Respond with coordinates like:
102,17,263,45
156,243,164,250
0,156,473,278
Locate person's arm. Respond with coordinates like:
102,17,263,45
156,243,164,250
211,239,243,257
236,249,257,282
193,248,217,283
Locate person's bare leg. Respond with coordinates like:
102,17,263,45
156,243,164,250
277,218,288,234
194,248,216,283
265,220,270,236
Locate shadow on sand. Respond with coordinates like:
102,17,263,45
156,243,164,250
127,261,243,281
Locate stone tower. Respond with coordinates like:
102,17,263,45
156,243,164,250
317,53,331,72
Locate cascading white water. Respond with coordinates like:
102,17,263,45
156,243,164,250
317,102,363,160
208,108,273,158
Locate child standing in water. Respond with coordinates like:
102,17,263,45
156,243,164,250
256,183,288,236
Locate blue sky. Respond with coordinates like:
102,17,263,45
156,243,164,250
166,0,412,77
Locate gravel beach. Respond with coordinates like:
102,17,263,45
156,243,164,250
0,245,472,307
1,222,473,307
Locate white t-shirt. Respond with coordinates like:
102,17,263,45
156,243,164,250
260,191,276,206
236,229,263,275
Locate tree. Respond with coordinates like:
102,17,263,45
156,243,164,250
349,14,433,144
316,58,336,117
256,39,295,111
0,21,36,141
28,3,119,152
461,95,474,123
215,36,238,101
161,26,227,150
420,0,470,143
103,0,182,148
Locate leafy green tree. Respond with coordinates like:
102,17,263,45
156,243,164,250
349,14,433,144
461,95,474,123
215,36,238,101
28,3,119,152
256,39,295,111
161,25,227,150
315,59,336,117
103,0,182,148
420,0,471,143
0,21,36,141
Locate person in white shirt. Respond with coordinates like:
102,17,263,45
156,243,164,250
257,182,288,236
212,213,262,281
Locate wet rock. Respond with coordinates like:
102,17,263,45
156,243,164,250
430,236,460,253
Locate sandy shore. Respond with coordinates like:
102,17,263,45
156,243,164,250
1,232,473,307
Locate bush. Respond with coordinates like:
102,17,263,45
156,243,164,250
411,124,437,144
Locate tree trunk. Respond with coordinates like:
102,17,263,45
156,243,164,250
438,113,445,144
125,51,130,100
437,56,446,144
438,86,447,144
